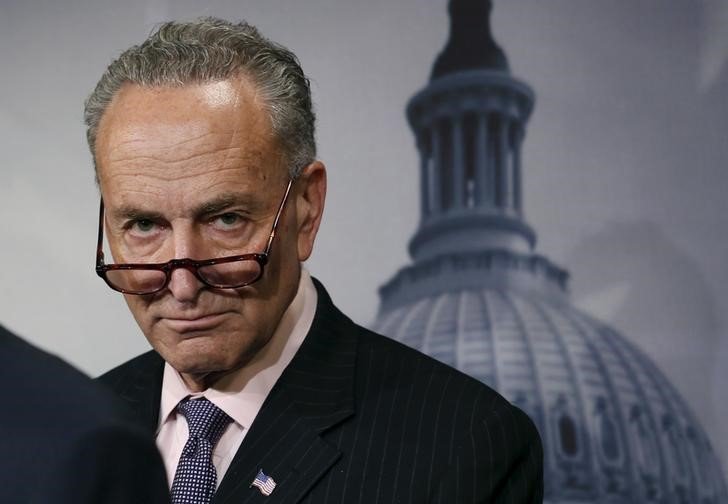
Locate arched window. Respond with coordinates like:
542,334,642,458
558,413,578,457
551,394,580,461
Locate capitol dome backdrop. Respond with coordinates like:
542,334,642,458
1,0,727,501
370,1,727,502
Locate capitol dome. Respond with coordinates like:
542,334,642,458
372,1,728,502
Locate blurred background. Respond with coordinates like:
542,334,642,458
1,0,726,488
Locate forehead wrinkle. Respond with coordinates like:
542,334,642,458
101,167,259,196
100,181,162,203
101,145,261,187
105,146,249,171
101,165,269,211
104,130,246,164
101,121,271,182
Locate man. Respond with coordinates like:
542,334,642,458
0,324,168,503
89,18,542,503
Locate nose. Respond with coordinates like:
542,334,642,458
167,267,203,302
166,228,205,302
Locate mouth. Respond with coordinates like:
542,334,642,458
163,312,230,334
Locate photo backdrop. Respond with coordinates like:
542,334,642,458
1,0,726,482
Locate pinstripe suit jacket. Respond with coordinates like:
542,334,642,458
99,280,543,503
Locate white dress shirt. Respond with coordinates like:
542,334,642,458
155,269,318,489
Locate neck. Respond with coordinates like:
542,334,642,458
180,370,228,393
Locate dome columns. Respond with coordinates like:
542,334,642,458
407,71,536,261
413,90,528,219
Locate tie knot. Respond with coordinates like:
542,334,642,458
177,397,232,445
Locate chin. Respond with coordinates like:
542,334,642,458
162,332,260,376
146,315,274,378
151,332,222,371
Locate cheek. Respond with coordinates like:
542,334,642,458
263,232,299,296
275,219,302,263
123,295,154,330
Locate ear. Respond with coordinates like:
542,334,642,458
294,160,327,261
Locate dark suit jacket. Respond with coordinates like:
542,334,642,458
100,281,543,503
0,325,169,504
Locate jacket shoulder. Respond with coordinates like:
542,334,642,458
0,325,125,424
98,350,163,393
356,323,510,408
311,311,544,502
0,326,170,503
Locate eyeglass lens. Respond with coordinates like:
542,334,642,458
104,260,263,294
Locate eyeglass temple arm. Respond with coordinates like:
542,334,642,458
96,198,106,266
264,179,293,254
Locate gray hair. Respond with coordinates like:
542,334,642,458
84,17,316,178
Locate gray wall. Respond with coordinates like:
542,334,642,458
1,0,726,478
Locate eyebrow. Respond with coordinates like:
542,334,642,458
109,192,265,222
192,192,266,218
110,207,166,222
192,192,264,218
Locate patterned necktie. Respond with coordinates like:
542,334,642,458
170,397,233,504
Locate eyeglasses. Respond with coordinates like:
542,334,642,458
95,179,293,295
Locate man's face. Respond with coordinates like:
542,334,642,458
95,77,325,389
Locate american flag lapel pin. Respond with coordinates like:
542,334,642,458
250,468,277,496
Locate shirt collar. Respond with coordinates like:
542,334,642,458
158,268,318,432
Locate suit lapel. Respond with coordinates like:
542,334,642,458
214,280,358,503
114,351,165,433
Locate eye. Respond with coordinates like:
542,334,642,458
214,212,244,229
133,219,156,233
122,219,159,236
